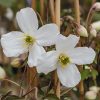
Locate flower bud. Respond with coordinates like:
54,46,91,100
11,58,22,68
0,66,6,79
85,91,97,100
91,21,100,31
89,86,100,93
90,28,97,37
78,25,88,37
5,8,13,20
84,66,90,70
92,2,100,11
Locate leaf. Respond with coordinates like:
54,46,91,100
44,94,60,100
91,69,98,79
81,69,91,80
0,0,16,7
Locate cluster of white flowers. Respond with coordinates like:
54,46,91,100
0,8,96,87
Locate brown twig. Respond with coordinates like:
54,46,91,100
49,0,55,22
54,0,61,98
40,0,45,21
74,0,84,95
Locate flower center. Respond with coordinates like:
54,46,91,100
58,53,70,68
25,35,35,45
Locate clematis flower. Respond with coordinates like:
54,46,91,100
1,7,60,67
37,35,96,87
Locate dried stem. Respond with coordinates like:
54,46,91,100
74,0,80,25
74,0,84,95
92,0,96,4
40,0,44,20
32,0,36,10
26,0,38,90
49,0,55,22
54,0,61,99
0,78,23,89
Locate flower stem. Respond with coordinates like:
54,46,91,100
27,0,38,91
49,0,55,23
40,0,44,21
54,0,61,99
32,0,36,10
74,0,84,95
74,0,80,25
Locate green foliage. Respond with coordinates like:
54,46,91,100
81,69,91,80
0,0,16,7
91,69,98,79
81,68,98,80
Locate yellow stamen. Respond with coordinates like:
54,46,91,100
24,35,35,45
58,53,70,68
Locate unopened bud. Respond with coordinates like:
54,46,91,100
92,2,100,11
5,8,13,20
85,91,97,100
0,67,6,79
90,28,97,37
84,66,90,70
78,25,88,37
89,86,100,93
11,58,22,68
91,21,100,31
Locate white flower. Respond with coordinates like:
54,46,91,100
0,66,6,79
85,91,97,100
37,35,96,87
1,7,60,67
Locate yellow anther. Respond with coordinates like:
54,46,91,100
24,35,35,45
58,53,70,68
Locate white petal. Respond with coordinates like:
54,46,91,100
37,51,58,74
57,64,81,87
36,24,60,46
16,7,38,35
28,43,45,67
56,34,80,52
1,31,28,57
68,47,96,65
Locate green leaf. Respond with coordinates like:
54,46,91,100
81,69,91,80
91,69,98,79
0,0,16,7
